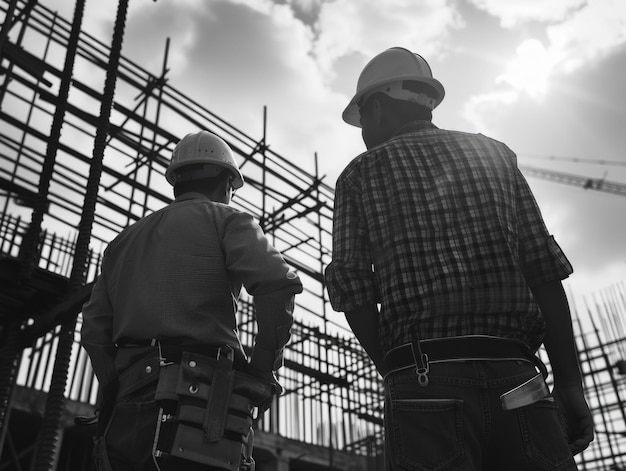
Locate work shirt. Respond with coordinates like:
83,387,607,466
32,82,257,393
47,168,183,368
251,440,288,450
81,192,303,387
325,121,572,354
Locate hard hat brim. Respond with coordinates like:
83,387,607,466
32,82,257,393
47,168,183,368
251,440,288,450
342,75,445,128
166,160,244,188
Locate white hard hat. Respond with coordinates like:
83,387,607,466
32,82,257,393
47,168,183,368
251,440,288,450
343,47,445,127
166,131,244,188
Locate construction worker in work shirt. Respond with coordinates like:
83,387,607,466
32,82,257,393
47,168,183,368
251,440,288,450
81,130,303,471
325,47,594,470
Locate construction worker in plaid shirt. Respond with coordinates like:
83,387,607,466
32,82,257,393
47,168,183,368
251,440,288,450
325,47,593,470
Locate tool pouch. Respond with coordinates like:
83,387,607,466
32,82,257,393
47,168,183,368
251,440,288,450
153,348,274,470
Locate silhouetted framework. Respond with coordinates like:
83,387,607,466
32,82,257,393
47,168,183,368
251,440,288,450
520,166,626,198
0,1,624,470
0,1,381,470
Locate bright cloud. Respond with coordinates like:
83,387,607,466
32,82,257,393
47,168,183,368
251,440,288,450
19,0,626,303
124,0,206,72
284,0,325,23
462,0,626,131
461,90,519,132
467,0,585,28
312,0,464,80
547,0,626,73
568,261,626,306
496,39,556,100
121,0,466,180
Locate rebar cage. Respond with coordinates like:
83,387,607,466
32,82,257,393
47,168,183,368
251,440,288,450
1,1,625,470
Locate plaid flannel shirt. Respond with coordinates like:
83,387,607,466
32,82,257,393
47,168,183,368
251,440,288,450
325,121,572,353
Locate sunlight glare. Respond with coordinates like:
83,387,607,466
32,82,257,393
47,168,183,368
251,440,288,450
497,39,556,100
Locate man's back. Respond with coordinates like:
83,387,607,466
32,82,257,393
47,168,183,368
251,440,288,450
81,131,304,470
326,47,593,468
327,121,572,352
102,193,240,347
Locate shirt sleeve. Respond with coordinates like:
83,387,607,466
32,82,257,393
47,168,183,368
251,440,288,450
80,269,118,388
325,171,379,312
515,169,573,287
222,211,303,297
222,211,302,367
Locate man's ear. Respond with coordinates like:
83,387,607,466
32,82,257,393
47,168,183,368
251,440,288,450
370,96,384,125
221,177,231,198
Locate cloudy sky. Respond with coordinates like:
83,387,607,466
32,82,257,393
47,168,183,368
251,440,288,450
41,0,626,306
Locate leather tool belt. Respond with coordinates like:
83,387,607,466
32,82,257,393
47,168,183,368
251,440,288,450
383,335,550,410
115,344,274,471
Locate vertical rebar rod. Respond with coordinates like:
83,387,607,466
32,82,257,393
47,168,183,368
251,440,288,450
30,1,128,469
0,0,19,108
582,301,619,468
0,0,77,462
589,296,626,425
259,106,268,231
0,2,43,234
19,8,80,280
0,321,21,461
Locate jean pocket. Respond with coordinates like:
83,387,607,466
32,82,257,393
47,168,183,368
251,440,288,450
103,402,157,462
103,403,136,450
92,436,113,471
517,398,575,470
388,398,465,471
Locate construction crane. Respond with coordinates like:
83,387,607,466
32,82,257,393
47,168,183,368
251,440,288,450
519,165,626,198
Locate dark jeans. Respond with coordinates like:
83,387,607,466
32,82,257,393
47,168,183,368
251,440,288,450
384,360,576,471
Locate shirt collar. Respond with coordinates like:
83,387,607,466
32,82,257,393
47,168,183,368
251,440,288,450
391,120,438,139
173,192,210,203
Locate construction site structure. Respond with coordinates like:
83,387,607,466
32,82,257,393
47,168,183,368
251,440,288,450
519,165,626,198
0,1,625,470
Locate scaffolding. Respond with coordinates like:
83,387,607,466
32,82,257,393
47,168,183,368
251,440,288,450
0,1,381,469
0,1,625,470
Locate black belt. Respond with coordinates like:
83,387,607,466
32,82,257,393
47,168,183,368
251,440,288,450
115,338,157,348
384,335,545,378
116,340,244,368
115,343,229,399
